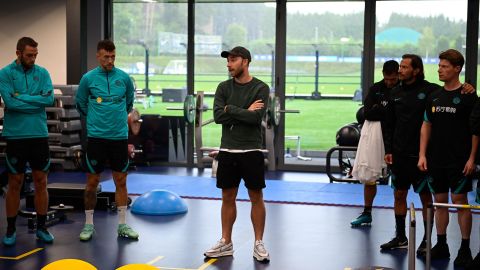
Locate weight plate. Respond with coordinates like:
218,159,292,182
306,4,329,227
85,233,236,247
184,95,196,124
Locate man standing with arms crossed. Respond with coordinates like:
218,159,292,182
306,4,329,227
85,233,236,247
76,40,138,241
418,49,477,267
0,37,55,245
351,60,399,227
204,46,270,262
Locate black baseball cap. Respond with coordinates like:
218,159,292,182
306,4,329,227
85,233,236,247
221,46,251,63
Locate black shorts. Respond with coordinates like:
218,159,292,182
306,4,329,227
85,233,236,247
428,167,472,194
86,137,129,174
216,151,266,190
5,138,50,174
390,156,429,193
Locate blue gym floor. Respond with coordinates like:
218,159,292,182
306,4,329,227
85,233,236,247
0,166,479,270
100,173,479,208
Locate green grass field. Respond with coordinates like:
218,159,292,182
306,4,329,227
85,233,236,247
129,59,476,151
128,61,471,97
131,73,361,96
137,96,360,150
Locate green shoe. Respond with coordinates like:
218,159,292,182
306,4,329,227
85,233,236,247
79,224,95,241
118,224,139,239
350,212,372,227
3,232,16,246
36,228,54,243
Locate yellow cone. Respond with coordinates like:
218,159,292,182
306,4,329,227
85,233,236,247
42,259,97,270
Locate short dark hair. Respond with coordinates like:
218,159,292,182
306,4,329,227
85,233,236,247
97,39,116,52
17,37,38,51
439,49,464,70
402,54,425,81
382,60,399,75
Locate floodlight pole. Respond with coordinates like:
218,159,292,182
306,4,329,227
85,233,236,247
266,43,275,90
311,44,321,100
222,42,230,79
137,41,150,96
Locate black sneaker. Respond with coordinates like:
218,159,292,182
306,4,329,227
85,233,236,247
430,242,450,260
466,252,480,270
454,248,473,268
380,236,408,250
416,239,427,257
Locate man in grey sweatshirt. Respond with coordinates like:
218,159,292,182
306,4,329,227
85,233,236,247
203,46,270,262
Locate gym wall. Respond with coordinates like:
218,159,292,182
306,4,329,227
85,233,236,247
0,0,67,84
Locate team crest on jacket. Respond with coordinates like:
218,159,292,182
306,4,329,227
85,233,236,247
115,80,122,86
453,97,461,104
33,76,39,81
417,93,426,100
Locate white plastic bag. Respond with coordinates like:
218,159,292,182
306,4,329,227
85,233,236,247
352,120,387,183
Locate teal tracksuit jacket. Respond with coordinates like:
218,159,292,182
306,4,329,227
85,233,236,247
0,60,54,139
76,66,135,140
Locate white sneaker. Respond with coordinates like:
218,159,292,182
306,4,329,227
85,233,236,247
253,240,270,262
204,238,234,258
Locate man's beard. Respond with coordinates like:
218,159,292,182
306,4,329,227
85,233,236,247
233,67,244,78
20,58,33,70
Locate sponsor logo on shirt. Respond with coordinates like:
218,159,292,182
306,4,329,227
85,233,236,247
432,106,456,114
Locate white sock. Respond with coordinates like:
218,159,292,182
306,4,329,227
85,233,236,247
118,206,127,225
85,210,94,225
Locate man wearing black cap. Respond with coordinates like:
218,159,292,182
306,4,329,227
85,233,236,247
203,46,270,262
350,60,399,227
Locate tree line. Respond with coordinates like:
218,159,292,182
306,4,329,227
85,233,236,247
113,3,467,59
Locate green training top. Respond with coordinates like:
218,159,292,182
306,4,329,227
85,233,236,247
76,66,135,140
0,60,54,139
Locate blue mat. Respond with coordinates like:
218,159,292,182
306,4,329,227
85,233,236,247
101,173,479,208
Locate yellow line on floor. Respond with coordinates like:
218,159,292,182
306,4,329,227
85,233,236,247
0,248,44,260
155,267,196,270
197,258,217,270
147,255,164,265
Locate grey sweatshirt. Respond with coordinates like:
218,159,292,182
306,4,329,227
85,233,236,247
213,77,270,150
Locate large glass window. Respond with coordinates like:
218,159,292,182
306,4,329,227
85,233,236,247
113,2,188,163
113,2,187,117
285,1,364,165
194,2,276,149
375,0,468,84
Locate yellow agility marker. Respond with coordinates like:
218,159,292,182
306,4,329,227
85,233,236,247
116,264,158,270
42,259,97,270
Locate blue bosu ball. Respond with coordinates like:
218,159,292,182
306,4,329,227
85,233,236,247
131,189,188,216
